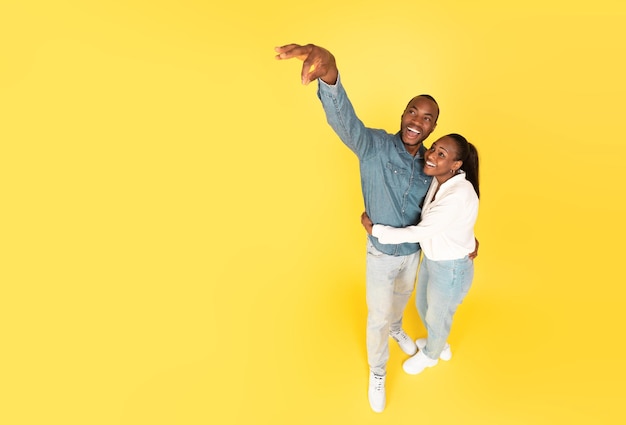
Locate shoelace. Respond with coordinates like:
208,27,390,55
391,331,410,344
372,375,385,392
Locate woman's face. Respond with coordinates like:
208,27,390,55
423,136,462,181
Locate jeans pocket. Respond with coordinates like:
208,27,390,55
367,238,386,257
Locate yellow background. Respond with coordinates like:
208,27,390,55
2,1,625,424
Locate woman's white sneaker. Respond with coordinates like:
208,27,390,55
402,350,438,375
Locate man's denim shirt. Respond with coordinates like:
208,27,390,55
317,75,432,256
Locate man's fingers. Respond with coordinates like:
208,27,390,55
274,44,311,61
273,44,296,59
275,43,335,85
301,56,321,85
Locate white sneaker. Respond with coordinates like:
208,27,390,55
390,329,417,356
403,350,438,375
368,371,386,413
415,338,452,361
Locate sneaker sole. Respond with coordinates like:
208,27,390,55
402,353,438,375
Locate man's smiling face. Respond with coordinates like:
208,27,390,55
400,96,438,148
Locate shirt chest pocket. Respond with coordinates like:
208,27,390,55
385,161,410,189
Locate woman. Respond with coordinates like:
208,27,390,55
361,133,480,375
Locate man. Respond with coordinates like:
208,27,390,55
275,43,439,413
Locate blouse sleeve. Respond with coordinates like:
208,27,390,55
371,186,468,244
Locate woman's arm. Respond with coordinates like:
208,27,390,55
365,187,472,244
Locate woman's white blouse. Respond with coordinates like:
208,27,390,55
372,172,478,260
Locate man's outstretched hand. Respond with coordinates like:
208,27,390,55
275,43,338,86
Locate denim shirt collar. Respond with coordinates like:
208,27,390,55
393,132,426,161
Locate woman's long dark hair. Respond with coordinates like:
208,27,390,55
447,133,480,198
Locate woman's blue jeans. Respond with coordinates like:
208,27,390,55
417,254,474,360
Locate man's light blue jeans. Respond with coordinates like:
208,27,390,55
366,239,420,376
416,255,474,360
